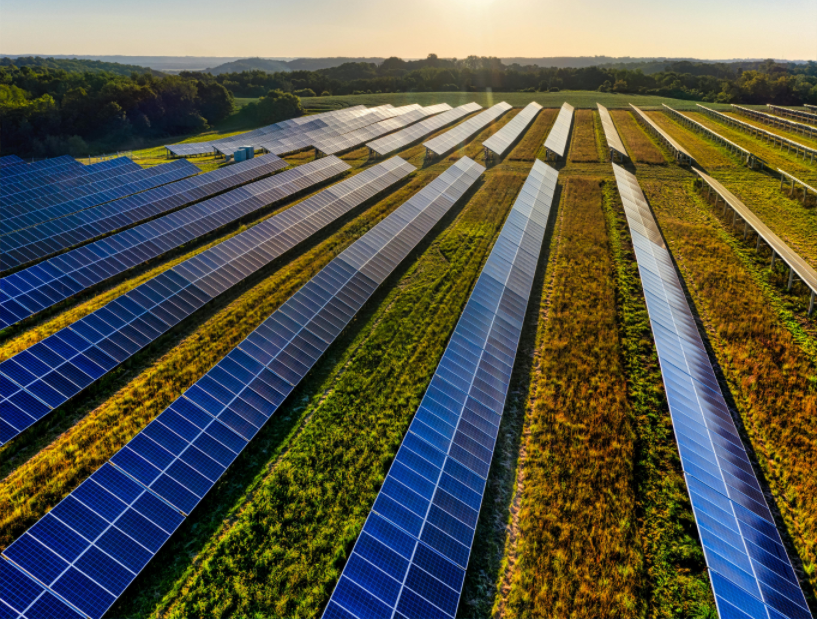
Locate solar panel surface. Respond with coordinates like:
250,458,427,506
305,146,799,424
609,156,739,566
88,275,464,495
482,102,542,158
0,157,483,619
597,104,628,160
1,160,201,235
1,156,83,183
324,159,559,619
0,154,25,168
0,154,287,272
423,102,512,157
366,104,479,157
611,163,811,620
767,104,817,123
0,157,417,446
2,158,143,205
542,102,575,159
732,105,817,138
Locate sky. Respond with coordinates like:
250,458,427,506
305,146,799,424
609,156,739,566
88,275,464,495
2,0,816,60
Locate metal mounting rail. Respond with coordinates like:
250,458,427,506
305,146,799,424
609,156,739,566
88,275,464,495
629,104,694,164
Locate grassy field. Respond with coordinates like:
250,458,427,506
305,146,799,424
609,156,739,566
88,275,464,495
567,110,604,163
610,110,670,165
2,91,815,619
303,91,734,112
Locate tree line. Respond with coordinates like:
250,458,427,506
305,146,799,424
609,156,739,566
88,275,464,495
1,55,814,158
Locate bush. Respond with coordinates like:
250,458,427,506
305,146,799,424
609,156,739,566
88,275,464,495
549,86,560,92
294,88,316,98
241,89,303,125
320,91,331,96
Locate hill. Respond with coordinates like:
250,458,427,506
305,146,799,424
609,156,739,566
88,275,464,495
0,55,162,76
204,57,292,74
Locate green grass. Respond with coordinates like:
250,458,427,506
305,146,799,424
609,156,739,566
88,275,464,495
303,91,734,112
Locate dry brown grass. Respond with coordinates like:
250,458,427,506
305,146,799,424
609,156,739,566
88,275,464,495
645,111,734,168
509,108,558,160
610,110,668,164
567,110,603,163
502,177,645,618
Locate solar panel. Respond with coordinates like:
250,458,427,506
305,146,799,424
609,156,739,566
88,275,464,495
165,106,371,158
0,157,333,330
1,156,83,183
0,154,25,168
542,102,575,160
629,104,694,165
324,159,559,620
0,157,482,619
2,158,143,206
0,154,287,272
597,104,628,162
482,102,542,159
767,104,817,123
696,105,816,163
0,557,84,619
662,105,769,170
1,160,201,235
732,105,817,139
366,104,480,158
423,102,512,157
0,157,415,446
611,163,812,620
313,106,450,156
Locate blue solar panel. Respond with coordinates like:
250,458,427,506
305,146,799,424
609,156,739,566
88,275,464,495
1,156,483,618
611,163,812,620
0,558,84,619
0,154,25,168
0,156,337,329
0,157,417,447
1,156,81,182
0,160,200,235
324,159,559,619
0,154,287,272
1,157,142,207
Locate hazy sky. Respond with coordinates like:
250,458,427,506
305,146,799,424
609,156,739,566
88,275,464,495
2,0,816,60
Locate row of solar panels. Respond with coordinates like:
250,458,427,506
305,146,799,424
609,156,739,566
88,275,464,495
0,155,82,181
1,158,142,206
597,104,628,161
482,101,542,158
611,164,811,620
366,103,482,157
325,158,559,619
629,104,695,164
732,105,818,138
0,154,25,168
696,105,817,161
165,105,376,157
767,104,817,123
0,156,423,445
542,102,575,159
1,160,201,236
314,105,453,156
424,102,513,157
0,157,483,619
0,155,286,272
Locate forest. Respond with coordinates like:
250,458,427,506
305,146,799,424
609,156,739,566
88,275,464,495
0,54,814,158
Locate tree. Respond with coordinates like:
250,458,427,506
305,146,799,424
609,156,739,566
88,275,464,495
247,89,303,124
196,81,234,125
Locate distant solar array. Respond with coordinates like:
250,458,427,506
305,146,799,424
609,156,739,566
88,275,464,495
1,160,201,235
0,157,486,619
482,102,542,160
629,104,694,165
0,157,423,446
663,105,767,170
767,104,817,123
423,102,512,157
324,159,557,619
696,105,816,163
805,104,817,112
2,158,142,205
597,104,628,162
0,154,287,272
366,103,478,158
542,102,575,160
731,105,817,139
693,168,816,312
314,106,447,156
612,163,811,619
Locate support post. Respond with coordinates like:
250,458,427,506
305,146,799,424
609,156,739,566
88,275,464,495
771,251,776,269
756,234,762,252
787,267,794,291
809,291,815,315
